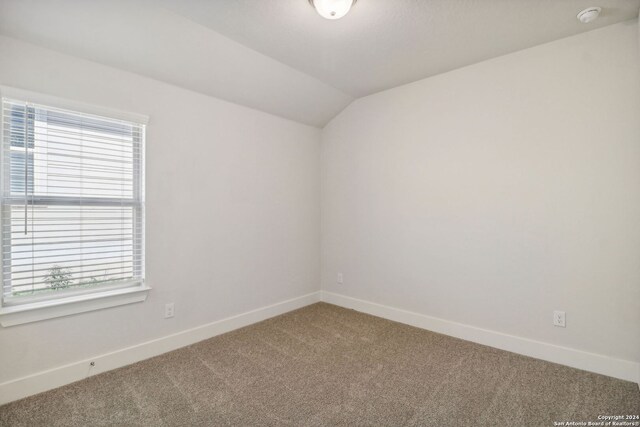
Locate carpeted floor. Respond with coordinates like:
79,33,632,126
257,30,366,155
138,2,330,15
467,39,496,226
1,303,638,426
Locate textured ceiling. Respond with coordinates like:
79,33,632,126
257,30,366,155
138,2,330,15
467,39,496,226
0,0,353,127
160,0,640,97
0,0,638,127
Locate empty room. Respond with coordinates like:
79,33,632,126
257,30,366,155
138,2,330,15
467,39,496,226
0,0,639,425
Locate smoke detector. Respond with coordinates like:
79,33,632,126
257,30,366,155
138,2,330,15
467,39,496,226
577,7,601,24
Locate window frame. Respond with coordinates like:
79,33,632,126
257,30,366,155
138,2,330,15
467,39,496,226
0,87,150,326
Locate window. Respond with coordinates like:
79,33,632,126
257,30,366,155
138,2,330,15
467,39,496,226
0,92,148,325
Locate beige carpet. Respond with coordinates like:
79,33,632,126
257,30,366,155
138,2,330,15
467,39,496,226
1,302,638,426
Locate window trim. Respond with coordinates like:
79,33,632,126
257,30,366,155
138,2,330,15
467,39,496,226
0,284,151,326
0,87,150,326
0,87,149,126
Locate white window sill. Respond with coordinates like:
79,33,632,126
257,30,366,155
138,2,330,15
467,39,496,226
0,285,151,327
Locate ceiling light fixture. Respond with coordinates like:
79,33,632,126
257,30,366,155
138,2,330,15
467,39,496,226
309,0,357,20
577,7,601,24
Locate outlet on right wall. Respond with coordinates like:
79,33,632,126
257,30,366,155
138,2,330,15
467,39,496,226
321,21,640,368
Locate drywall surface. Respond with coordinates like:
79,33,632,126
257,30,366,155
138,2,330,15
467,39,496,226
321,21,640,363
0,0,353,127
0,35,321,383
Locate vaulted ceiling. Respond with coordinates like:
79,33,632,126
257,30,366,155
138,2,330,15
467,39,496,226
1,0,638,127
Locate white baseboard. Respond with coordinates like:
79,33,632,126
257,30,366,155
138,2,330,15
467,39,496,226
0,291,321,405
321,291,640,385
3,290,636,405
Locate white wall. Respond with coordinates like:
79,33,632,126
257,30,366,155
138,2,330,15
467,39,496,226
322,21,640,364
1,17,638,393
0,35,321,383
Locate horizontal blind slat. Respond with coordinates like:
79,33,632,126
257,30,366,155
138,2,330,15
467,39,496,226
2,241,135,254
2,97,145,301
6,253,141,262
9,265,141,281
9,274,138,296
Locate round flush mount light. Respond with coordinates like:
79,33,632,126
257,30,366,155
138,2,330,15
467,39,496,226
309,0,357,20
577,7,601,24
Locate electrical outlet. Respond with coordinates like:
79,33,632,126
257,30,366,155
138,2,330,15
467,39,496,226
165,303,175,319
337,273,344,284
553,310,566,327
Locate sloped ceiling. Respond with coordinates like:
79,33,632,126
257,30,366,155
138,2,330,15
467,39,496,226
159,0,640,98
0,0,638,127
0,0,353,127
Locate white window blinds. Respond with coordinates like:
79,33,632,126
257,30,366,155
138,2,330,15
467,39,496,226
1,98,145,304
